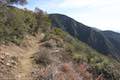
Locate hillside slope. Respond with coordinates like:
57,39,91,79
0,29,120,80
103,31,120,52
49,14,120,61
0,5,120,80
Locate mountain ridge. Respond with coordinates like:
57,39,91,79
49,13,120,61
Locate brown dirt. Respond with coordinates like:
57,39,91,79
0,35,40,80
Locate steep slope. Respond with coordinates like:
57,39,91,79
103,31,120,40
0,5,120,80
49,14,120,61
103,31,120,52
0,29,120,80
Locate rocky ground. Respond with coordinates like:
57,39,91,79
0,33,104,80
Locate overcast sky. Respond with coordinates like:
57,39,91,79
18,0,120,32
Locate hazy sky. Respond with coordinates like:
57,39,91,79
18,0,120,32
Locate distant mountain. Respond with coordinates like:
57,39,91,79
103,31,120,57
49,14,120,61
103,31,120,42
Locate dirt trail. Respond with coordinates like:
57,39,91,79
18,48,38,80
17,36,40,80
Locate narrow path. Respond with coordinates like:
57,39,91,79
17,39,39,80
19,48,38,80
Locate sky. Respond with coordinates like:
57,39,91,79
18,0,120,32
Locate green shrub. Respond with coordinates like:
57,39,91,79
33,49,52,67
0,6,51,44
51,28,66,39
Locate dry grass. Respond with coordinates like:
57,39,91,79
34,63,100,80
34,62,105,80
